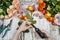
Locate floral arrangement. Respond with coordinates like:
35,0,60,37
18,0,60,25
17,0,60,33
38,0,60,24
0,0,21,37
0,0,60,25
0,0,60,34
0,0,20,19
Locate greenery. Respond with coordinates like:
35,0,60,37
26,13,36,24
17,20,30,33
44,0,60,17
0,0,13,16
17,13,36,33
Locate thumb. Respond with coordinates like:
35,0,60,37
26,25,32,29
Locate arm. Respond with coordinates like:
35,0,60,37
46,37,52,40
12,29,22,40
12,20,52,40
35,30,52,40
12,20,32,40
41,30,52,40
45,33,52,40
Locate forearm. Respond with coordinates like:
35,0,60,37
12,30,22,40
46,37,52,40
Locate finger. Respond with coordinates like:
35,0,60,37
40,30,48,34
26,22,32,27
25,20,31,25
23,19,29,23
40,30,51,37
25,19,30,22
27,21,31,25
26,25,32,29
28,25,32,28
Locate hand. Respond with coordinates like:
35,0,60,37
12,20,32,40
41,30,51,38
17,20,32,33
35,30,51,40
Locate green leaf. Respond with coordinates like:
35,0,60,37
26,13,36,24
47,5,51,10
23,29,29,33
31,20,36,24
26,13,33,20
18,21,23,26
6,2,11,8
0,8,3,13
0,0,13,16
55,5,60,12
50,0,57,5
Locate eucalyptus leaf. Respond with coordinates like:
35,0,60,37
23,29,29,33
44,0,60,17
31,20,36,24
26,13,33,20
47,5,51,10
0,8,3,13
18,21,23,26
6,2,11,8
0,0,13,16
55,5,60,12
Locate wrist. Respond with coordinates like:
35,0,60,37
17,29,22,34
46,37,51,40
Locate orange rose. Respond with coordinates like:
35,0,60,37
38,2,46,11
38,6,43,11
40,2,46,8
38,0,43,4
47,17,54,22
27,5,34,11
45,12,51,18
23,16,28,20
18,14,24,19
42,10,48,15
12,0,18,5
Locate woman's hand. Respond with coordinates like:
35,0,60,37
13,20,32,40
35,30,51,40
41,30,51,40
17,20,32,33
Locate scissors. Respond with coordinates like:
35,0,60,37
2,19,13,38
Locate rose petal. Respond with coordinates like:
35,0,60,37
12,0,19,5
8,13,13,18
13,10,17,14
9,5,15,9
7,8,13,14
